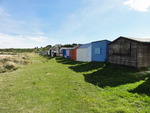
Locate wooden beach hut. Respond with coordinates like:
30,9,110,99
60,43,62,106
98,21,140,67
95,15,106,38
61,47,73,59
77,43,91,62
109,36,150,68
70,45,80,61
91,40,111,62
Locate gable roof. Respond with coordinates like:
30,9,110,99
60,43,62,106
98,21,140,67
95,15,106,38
109,36,150,45
91,39,111,43
78,43,91,49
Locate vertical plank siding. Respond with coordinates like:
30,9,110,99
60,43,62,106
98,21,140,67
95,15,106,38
109,37,150,68
77,44,91,62
70,45,80,61
91,40,111,62
137,43,150,68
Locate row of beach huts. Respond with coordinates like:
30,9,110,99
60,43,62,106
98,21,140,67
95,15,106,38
42,36,150,68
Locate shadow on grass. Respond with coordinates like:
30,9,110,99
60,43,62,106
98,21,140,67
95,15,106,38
56,57,83,65
83,64,148,88
69,62,105,72
129,75,150,96
56,57,148,89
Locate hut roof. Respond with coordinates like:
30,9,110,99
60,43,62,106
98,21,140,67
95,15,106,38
126,37,150,43
91,39,111,43
71,45,81,49
110,36,150,45
78,43,91,49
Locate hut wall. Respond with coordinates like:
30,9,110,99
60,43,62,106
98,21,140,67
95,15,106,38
70,49,77,61
77,46,91,62
137,43,150,68
62,50,66,57
70,49,74,60
65,49,70,59
109,38,138,67
91,40,111,62
56,48,61,56
62,49,70,58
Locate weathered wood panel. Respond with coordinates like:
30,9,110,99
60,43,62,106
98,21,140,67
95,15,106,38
137,43,150,68
109,38,138,67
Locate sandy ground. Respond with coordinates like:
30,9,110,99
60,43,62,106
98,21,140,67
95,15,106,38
0,55,14,58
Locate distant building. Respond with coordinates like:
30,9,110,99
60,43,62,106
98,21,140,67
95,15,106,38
109,36,150,68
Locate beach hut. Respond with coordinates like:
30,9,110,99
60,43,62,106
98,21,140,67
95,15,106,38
91,40,111,62
48,49,52,56
55,47,61,56
109,36,150,68
77,43,91,62
51,50,56,57
49,48,55,57
61,47,73,59
70,45,80,61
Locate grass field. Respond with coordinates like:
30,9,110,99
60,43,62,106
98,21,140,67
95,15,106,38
0,54,150,113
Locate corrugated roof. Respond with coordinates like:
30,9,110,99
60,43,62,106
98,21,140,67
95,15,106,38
110,36,150,45
122,36,150,43
78,43,91,49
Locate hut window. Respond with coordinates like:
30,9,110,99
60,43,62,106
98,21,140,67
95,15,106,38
95,48,101,54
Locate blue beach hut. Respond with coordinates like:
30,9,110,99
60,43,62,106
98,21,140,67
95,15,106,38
91,40,111,62
61,47,73,59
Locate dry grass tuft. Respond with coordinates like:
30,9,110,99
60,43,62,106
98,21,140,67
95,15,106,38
0,53,31,73
4,61,17,70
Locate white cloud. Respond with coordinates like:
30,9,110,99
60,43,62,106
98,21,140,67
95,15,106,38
0,33,58,48
124,0,150,12
28,36,48,43
0,33,31,48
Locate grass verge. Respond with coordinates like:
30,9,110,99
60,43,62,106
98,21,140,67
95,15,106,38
0,55,150,113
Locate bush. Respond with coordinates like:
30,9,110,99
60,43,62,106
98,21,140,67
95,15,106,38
4,61,17,70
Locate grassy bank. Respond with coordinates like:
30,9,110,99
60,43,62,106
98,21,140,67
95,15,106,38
0,54,150,113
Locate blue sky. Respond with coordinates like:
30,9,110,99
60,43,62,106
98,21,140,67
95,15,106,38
0,0,150,48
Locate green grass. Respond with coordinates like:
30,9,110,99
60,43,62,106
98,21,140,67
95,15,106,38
0,54,150,113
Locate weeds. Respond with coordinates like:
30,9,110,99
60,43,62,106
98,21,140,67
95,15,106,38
0,53,30,73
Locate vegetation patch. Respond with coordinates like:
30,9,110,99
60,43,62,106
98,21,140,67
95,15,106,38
0,53,31,73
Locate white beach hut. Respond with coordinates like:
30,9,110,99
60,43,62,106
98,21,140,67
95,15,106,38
77,43,91,62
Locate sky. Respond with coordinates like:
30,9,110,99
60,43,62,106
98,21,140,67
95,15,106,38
0,0,150,48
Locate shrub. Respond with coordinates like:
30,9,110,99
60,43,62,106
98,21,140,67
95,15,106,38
0,67,6,73
4,61,17,70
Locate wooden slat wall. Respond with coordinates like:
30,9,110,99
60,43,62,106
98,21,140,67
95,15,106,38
109,38,138,67
137,44,150,68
